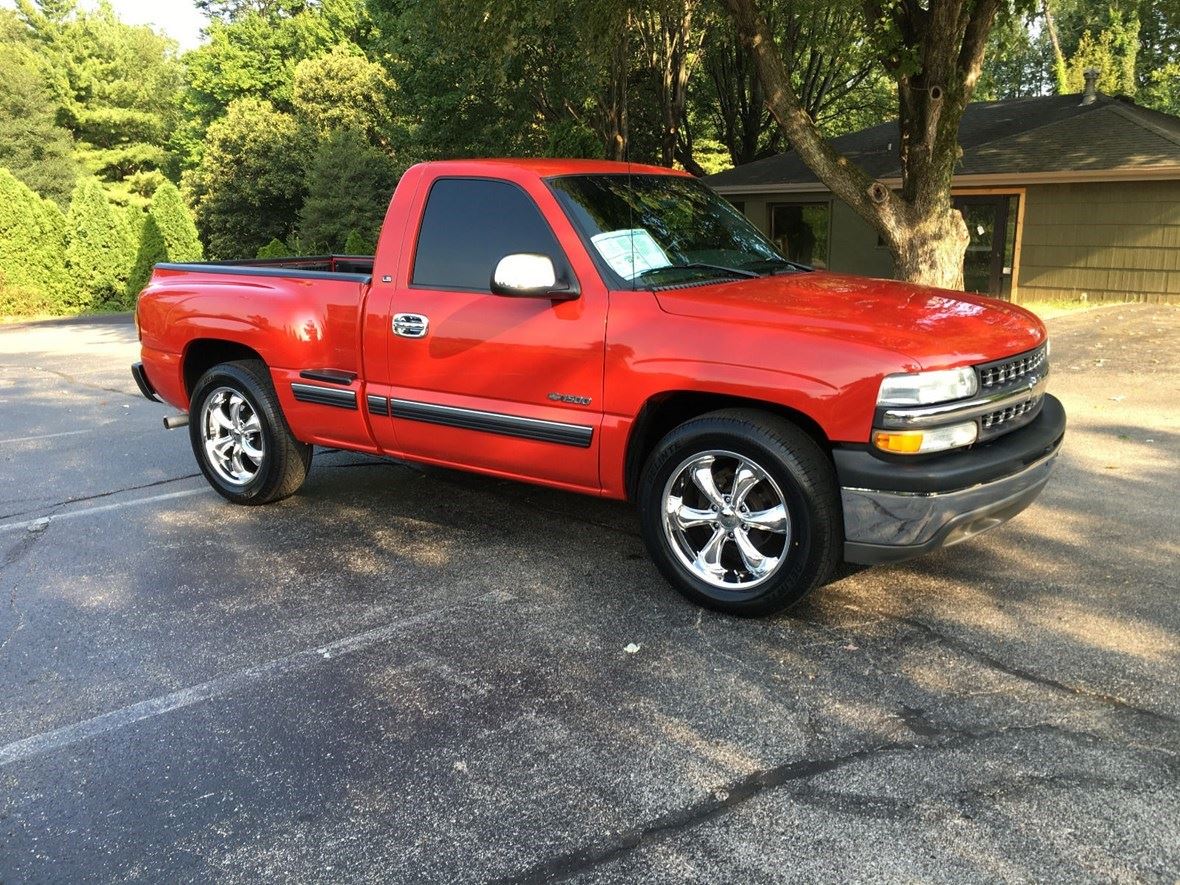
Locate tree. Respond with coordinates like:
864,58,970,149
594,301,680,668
184,98,309,259
1061,8,1139,95
183,0,373,128
63,176,135,310
343,228,372,254
256,237,289,258
0,168,68,315
0,16,77,205
127,181,204,296
695,0,888,169
298,129,397,253
725,0,1016,288
292,43,396,144
14,0,184,206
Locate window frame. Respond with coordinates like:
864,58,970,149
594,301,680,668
408,175,577,295
767,199,832,270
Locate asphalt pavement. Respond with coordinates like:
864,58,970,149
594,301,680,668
0,304,1177,882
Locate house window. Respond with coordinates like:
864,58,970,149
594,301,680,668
770,202,830,268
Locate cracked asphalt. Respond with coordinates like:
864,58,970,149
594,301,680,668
0,305,1177,883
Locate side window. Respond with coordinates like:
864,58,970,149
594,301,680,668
412,178,564,291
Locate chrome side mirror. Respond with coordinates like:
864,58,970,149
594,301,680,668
490,254,578,300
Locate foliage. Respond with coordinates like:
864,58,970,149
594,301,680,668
183,0,372,128
0,15,77,205
184,98,309,259
256,237,290,258
298,129,397,253
63,176,136,310
292,42,396,143
1061,8,1139,95
0,168,68,315
127,181,204,296
343,228,372,255
14,0,185,207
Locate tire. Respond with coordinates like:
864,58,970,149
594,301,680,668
188,359,312,505
637,409,841,617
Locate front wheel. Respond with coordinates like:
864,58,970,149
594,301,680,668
637,409,841,616
189,359,312,505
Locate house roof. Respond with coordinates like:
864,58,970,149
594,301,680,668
706,93,1180,191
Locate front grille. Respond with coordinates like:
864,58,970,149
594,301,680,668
977,344,1047,391
978,394,1043,440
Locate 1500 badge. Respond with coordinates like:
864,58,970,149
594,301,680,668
548,392,592,406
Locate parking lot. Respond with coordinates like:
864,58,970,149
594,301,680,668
1,304,1177,882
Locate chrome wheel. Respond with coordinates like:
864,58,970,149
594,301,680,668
660,449,791,590
200,386,265,486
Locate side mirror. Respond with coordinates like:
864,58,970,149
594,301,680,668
490,253,578,300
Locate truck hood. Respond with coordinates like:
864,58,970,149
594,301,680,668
653,271,1046,370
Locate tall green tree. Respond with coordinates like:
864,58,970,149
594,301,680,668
183,0,372,127
725,0,1027,288
63,176,135,309
0,13,76,205
292,43,397,145
127,181,204,296
14,0,184,206
184,98,309,259
0,168,68,315
298,129,397,252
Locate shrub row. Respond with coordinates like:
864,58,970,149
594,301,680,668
0,170,203,317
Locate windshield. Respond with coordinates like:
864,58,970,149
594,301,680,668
547,174,800,288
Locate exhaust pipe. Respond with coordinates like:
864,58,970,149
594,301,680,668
163,414,190,430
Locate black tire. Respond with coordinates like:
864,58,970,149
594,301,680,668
637,408,840,616
188,359,312,505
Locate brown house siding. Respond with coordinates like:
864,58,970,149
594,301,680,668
1016,180,1180,304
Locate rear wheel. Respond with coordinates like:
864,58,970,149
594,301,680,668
189,359,312,504
638,409,840,616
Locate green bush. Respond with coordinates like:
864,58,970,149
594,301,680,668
343,228,373,255
298,129,395,254
64,177,136,311
0,168,68,316
127,181,204,296
256,237,290,258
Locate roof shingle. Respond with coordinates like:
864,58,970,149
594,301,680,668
705,93,1180,188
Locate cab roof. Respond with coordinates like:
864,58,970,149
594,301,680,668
410,158,693,179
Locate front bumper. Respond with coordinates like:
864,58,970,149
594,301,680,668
840,394,1065,565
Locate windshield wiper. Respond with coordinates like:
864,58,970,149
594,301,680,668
640,262,759,281
747,257,807,275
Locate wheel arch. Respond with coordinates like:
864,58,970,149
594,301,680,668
623,391,832,501
183,339,267,398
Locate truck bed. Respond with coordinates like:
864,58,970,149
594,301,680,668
157,255,374,282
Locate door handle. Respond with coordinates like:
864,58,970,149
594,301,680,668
393,313,429,338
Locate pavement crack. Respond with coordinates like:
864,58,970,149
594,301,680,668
491,723,1081,884
0,473,202,522
0,532,42,653
34,366,140,400
894,616,1180,727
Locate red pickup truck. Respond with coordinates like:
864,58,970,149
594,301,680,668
132,159,1064,615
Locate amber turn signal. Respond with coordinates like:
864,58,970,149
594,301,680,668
872,421,979,455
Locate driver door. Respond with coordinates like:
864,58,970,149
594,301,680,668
380,176,607,492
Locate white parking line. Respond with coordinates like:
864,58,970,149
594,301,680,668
0,600,483,767
0,488,210,534
0,428,102,445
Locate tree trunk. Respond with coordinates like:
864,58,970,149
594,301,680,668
724,0,1000,289
892,205,970,290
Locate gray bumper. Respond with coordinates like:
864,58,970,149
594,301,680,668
842,448,1060,565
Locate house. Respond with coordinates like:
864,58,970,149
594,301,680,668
706,84,1180,304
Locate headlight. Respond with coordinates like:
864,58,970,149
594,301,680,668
873,421,979,455
877,367,978,406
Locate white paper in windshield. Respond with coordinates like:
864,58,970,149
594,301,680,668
590,228,671,280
